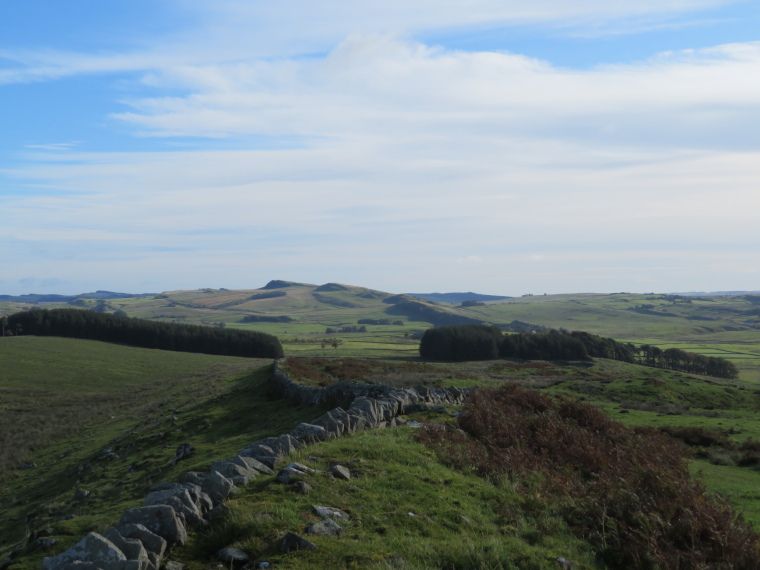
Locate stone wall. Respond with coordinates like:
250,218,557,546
41,361,472,569
270,359,470,409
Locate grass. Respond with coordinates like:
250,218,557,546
691,460,760,529
173,428,600,570
0,339,334,568
0,337,253,472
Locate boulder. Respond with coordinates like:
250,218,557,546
239,444,278,469
306,519,342,537
113,524,166,559
201,470,238,504
143,488,205,527
217,547,249,566
345,413,368,433
179,472,206,487
275,467,307,484
280,532,318,553
34,538,57,550
375,397,400,420
311,408,349,436
73,489,90,502
255,434,302,457
210,459,258,486
312,506,350,521
289,423,330,444
234,455,274,476
170,443,194,466
144,488,197,514
119,506,187,546
102,528,151,569
197,491,214,514
42,532,126,570
349,398,380,426
329,464,351,481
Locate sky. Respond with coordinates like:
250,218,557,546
1,1,759,296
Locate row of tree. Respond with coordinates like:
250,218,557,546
637,344,738,379
6,308,283,358
241,315,294,323
325,326,367,333
419,325,738,379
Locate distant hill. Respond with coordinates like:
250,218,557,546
0,290,154,303
672,291,760,296
409,292,511,303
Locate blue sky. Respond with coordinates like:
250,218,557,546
1,0,759,296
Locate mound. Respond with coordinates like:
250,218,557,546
314,283,351,292
259,280,311,290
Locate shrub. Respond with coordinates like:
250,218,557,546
416,384,760,569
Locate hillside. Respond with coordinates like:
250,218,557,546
4,335,760,568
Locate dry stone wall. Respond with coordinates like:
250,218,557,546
42,360,471,569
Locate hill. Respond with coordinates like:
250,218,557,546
409,292,512,303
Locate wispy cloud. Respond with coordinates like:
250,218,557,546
24,142,81,151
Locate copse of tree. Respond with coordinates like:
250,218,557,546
419,324,502,361
325,325,367,333
420,325,738,378
499,329,591,361
567,330,636,362
357,318,403,325
7,308,283,358
639,345,739,379
241,315,294,323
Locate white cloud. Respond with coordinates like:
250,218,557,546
2,0,758,295
102,36,760,158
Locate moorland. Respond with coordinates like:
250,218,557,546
2,280,760,569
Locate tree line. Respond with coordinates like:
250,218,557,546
419,325,738,379
6,308,283,358
241,315,294,323
357,318,404,325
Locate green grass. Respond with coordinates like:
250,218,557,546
174,428,600,570
0,336,251,392
0,350,332,569
691,460,760,529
